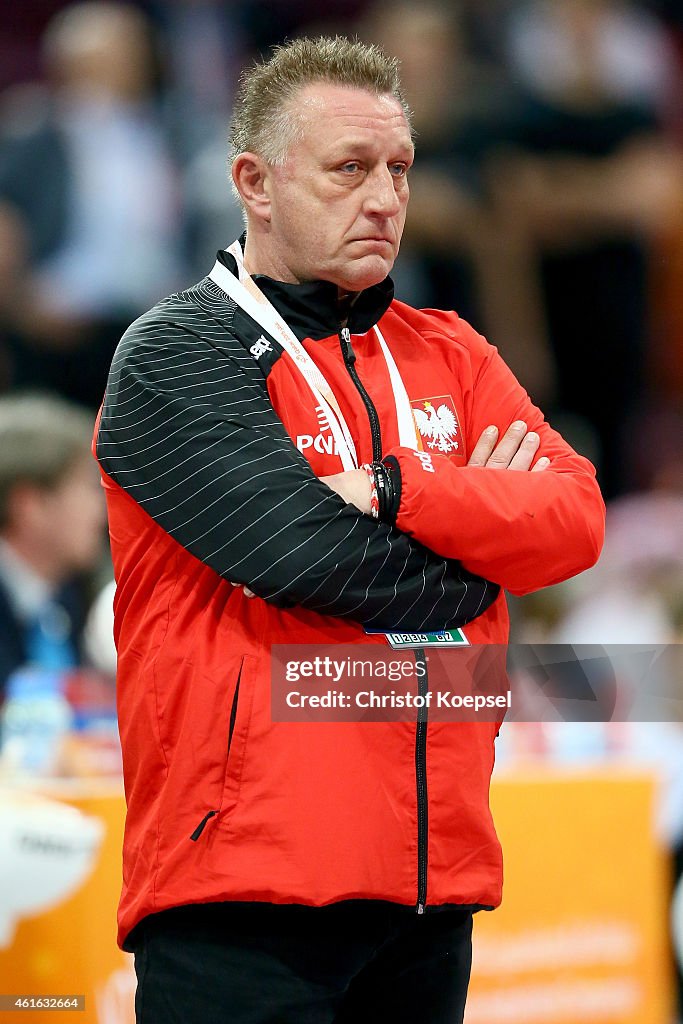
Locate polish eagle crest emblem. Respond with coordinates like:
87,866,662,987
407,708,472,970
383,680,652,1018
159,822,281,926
411,396,460,454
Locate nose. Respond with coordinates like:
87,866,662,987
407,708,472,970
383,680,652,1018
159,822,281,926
363,166,402,218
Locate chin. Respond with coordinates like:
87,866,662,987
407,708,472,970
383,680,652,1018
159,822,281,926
337,256,394,292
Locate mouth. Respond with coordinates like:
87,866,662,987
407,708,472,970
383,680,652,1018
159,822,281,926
352,237,393,247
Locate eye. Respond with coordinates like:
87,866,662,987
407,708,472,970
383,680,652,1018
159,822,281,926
389,163,408,178
339,161,362,174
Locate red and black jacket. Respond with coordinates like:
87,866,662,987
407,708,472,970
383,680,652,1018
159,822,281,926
95,247,604,948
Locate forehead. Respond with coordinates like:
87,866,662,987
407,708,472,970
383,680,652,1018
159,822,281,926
292,83,413,151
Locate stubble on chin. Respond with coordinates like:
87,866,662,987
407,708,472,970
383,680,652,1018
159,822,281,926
341,255,395,292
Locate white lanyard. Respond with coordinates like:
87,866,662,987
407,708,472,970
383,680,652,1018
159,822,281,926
209,240,422,469
374,325,423,451
210,241,358,469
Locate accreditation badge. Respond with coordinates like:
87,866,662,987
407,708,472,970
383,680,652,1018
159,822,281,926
364,628,470,650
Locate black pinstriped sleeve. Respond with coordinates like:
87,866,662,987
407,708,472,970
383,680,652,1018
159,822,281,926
97,311,498,632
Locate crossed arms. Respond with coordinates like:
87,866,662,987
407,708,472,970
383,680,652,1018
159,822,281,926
97,316,497,632
323,319,604,596
97,306,603,629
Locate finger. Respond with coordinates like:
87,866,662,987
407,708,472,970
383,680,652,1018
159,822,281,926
486,420,527,469
467,425,498,467
230,581,256,598
508,431,540,471
532,457,550,472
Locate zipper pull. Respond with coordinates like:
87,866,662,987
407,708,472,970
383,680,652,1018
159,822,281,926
340,327,356,365
190,809,218,841
416,901,425,915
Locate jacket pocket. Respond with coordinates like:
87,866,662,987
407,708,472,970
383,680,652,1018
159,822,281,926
189,655,254,840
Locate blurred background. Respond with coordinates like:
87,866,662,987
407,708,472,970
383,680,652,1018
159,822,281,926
0,1,682,1022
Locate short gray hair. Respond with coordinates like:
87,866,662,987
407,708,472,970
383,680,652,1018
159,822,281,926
230,35,412,167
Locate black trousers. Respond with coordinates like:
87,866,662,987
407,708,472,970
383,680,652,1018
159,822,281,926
130,901,474,1024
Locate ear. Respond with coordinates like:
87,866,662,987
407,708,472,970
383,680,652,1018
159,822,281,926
232,153,272,223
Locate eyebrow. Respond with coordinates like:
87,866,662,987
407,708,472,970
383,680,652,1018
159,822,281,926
328,138,415,160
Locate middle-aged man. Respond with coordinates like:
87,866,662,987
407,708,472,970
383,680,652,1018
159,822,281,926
0,393,105,699
94,36,605,1024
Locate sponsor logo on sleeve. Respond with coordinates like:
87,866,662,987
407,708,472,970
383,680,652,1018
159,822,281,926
250,335,273,359
414,450,435,473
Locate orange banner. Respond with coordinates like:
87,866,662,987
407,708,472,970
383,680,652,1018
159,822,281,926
0,780,133,1024
0,769,672,1024
467,769,672,1024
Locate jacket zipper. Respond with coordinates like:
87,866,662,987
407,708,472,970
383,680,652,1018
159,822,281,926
339,327,382,462
415,647,429,914
338,325,429,914
190,672,242,841
190,809,217,841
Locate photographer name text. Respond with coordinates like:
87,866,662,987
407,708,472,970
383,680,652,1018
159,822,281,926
284,688,512,710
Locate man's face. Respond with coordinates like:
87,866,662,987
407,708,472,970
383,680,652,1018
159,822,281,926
262,84,414,292
33,457,106,578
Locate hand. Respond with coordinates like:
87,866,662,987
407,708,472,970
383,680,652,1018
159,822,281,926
230,581,255,598
468,421,550,472
319,469,372,514
231,428,545,597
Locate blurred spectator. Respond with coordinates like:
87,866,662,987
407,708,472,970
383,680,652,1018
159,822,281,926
152,0,249,277
508,0,675,111
0,2,187,408
151,0,239,142
0,393,106,701
553,493,683,644
485,0,683,498
358,0,563,406
358,1,505,323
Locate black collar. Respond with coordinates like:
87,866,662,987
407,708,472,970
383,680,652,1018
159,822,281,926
215,246,394,341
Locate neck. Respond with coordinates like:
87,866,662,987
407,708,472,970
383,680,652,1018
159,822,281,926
242,227,359,296
242,233,300,285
